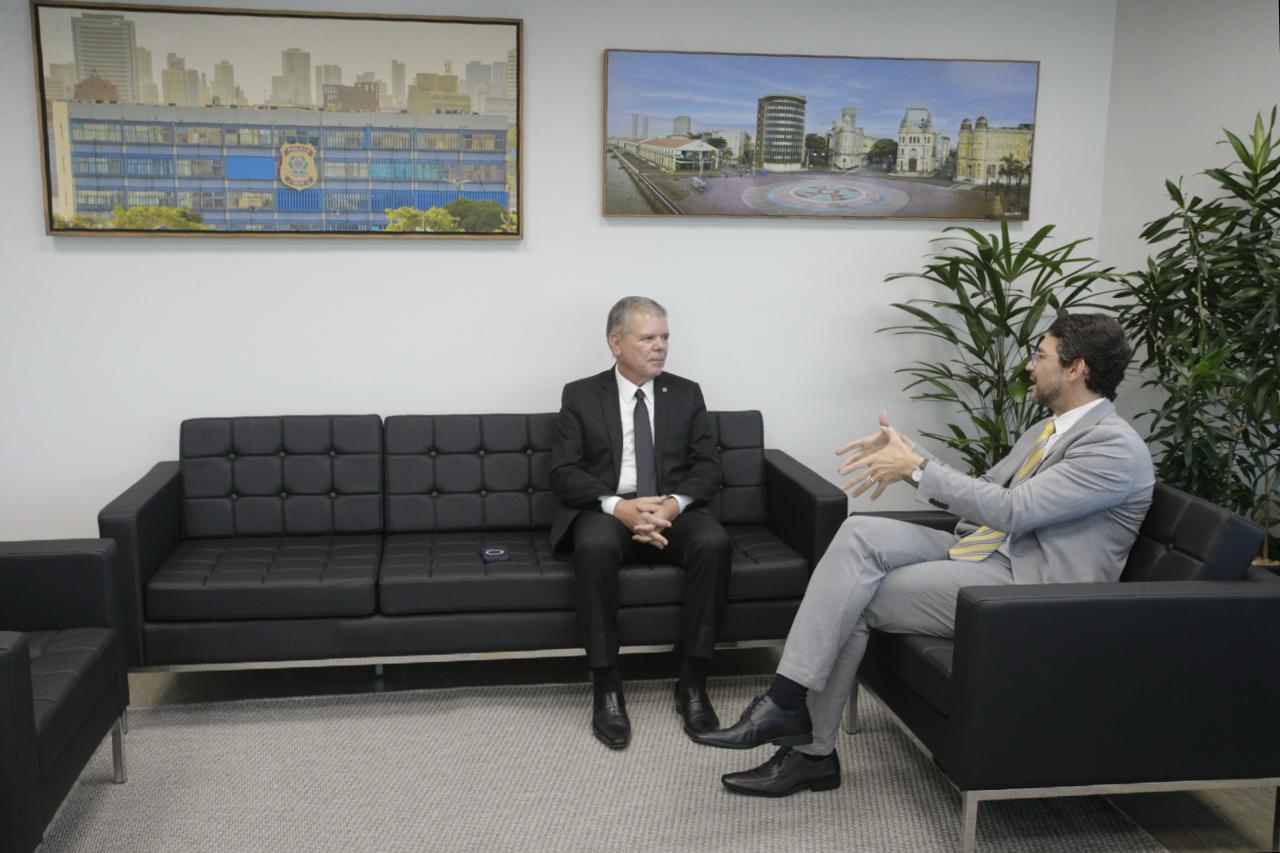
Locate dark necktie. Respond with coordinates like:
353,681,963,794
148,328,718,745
634,388,657,497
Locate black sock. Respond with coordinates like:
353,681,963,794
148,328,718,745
678,657,705,690
799,750,833,762
766,674,808,711
592,665,622,694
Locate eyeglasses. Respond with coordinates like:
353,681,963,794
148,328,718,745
1028,347,1058,367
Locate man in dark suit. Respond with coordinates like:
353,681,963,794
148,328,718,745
550,296,732,750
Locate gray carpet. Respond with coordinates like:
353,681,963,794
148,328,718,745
43,676,1165,852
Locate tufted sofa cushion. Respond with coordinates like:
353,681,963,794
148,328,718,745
706,411,768,525
378,525,807,615
147,536,381,620
180,415,383,538
27,628,118,774
384,414,558,533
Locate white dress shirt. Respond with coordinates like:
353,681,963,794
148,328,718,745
600,366,691,516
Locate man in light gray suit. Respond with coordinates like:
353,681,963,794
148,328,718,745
694,313,1155,797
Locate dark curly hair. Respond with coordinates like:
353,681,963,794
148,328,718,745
1046,313,1133,401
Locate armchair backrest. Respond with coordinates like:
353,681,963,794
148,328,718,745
1120,483,1264,582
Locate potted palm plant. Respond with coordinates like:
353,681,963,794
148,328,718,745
1115,110,1280,562
882,220,1119,473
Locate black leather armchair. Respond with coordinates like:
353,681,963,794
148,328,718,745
851,484,1278,853
0,540,129,853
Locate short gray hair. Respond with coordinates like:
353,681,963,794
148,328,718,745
606,296,667,336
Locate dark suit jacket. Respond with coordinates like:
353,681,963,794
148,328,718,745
549,368,722,554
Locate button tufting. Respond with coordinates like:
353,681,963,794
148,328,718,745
278,451,286,458
429,450,437,457
230,493,238,500
431,491,438,497
478,450,486,456
525,448,533,455
329,450,336,457
280,492,288,498
228,453,236,460
329,492,337,499
480,490,487,496
528,488,535,494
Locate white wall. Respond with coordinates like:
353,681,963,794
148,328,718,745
0,0,1122,539
1101,0,1280,273
1099,0,1280,426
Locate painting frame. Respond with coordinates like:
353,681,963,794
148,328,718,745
30,0,522,238
603,48,1039,223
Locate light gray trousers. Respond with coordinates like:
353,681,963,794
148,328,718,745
776,515,1014,756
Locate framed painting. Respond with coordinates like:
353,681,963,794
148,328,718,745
31,1,521,237
604,49,1038,222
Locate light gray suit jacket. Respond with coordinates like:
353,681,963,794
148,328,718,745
915,400,1154,585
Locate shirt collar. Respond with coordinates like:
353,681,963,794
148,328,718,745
614,365,656,402
1052,396,1106,437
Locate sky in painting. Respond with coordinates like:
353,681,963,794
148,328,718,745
606,51,1038,140
39,5,516,105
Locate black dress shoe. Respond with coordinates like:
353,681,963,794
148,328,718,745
674,682,720,737
592,690,631,749
691,694,812,749
721,747,841,797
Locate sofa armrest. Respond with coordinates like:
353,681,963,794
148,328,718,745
940,580,1280,791
763,449,848,570
0,540,117,632
0,632,42,853
851,509,958,532
97,461,181,666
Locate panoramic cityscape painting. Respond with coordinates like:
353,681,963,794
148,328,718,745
32,3,521,237
604,50,1038,221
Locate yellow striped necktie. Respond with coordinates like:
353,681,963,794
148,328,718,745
948,419,1056,562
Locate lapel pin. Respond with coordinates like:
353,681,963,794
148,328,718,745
662,386,668,393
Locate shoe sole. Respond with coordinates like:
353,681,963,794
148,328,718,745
693,730,814,749
721,775,841,797
594,731,630,750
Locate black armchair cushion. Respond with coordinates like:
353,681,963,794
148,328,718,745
379,525,807,616
384,414,559,534
180,416,383,538
1122,483,1264,581
27,628,118,775
147,536,381,620
865,631,956,716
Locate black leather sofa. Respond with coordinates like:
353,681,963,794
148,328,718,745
98,412,847,669
1,540,129,853
852,484,1278,853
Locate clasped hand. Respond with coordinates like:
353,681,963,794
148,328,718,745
613,496,677,548
836,410,923,501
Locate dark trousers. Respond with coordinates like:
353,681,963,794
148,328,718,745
570,509,732,669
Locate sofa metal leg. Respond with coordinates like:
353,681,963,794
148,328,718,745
1271,786,1279,852
843,681,861,734
960,792,979,853
121,707,128,735
111,719,127,784
374,663,384,679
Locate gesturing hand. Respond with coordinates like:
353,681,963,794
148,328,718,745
836,412,921,501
